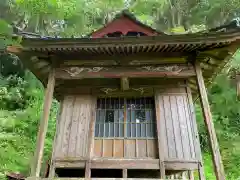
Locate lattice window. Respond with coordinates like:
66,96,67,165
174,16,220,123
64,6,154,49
95,97,156,138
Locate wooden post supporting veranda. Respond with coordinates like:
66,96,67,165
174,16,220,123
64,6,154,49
194,61,225,180
30,69,55,177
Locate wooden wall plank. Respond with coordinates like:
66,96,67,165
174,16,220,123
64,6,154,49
90,159,160,169
137,140,147,158
114,139,124,158
61,96,75,158
176,95,191,160
125,140,136,158
103,140,114,157
158,96,168,159
170,96,184,159
147,139,158,158
157,86,201,164
183,95,196,159
154,93,166,178
163,96,176,159
60,96,75,158
54,95,94,160
94,140,102,157
75,96,93,158
68,97,80,157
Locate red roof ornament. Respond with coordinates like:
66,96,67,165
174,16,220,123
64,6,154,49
90,10,164,38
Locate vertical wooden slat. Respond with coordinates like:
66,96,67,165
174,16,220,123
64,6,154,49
31,69,55,177
170,96,184,159
163,96,176,158
125,140,136,158
94,140,102,157
75,96,84,157
147,139,158,158
176,95,191,160
61,96,74,157
137,140,147,158
68,97,80,157
104,140,114,157
159,96,168,159
114,139,124,158
183,94,196,159
195,61,225,180
155,92,166,178
75,96,95,158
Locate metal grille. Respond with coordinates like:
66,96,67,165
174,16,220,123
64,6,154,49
95,97,156,138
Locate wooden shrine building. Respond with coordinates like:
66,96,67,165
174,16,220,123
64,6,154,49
7,10,240,180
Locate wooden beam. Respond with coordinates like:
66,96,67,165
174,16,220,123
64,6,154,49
59,54,187,65
194,61,225,180
90,159,160,169
55,65,195,79
164,162,198,171
31,69,55,177
121,77,129,91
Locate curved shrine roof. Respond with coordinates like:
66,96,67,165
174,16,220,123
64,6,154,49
7,11,240,96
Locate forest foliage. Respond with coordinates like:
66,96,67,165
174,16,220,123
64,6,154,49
0,0,240,179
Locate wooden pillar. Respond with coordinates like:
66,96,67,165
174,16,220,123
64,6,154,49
155,92,166,179
85,97,97,178
31,69,55,177
122,169,127,178
236,74,240,98
194,61,225,180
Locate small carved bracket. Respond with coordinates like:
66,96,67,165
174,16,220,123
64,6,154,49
138,65,185,74
64,67,108,77
121,77,129,91
100,88,118,94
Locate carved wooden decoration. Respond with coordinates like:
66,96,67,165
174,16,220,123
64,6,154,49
64,67,108,77
99,87,152,96
132,87,145,94
100,88,118,94
137,65,187,74
55,65,195,79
